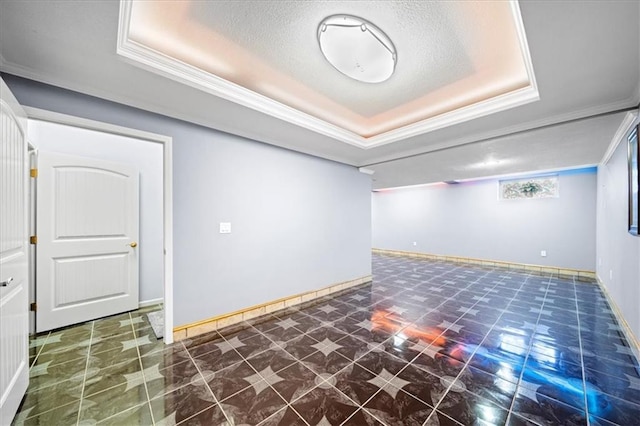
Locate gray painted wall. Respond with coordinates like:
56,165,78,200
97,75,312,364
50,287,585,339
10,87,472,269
5,75,372,326
596,116,640,339
372,170,597,270
28,119,164,304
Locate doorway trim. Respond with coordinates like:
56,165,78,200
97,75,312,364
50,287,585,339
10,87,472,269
23,107,175,343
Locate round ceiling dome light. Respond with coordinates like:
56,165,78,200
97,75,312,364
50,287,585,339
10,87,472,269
318,15,397,84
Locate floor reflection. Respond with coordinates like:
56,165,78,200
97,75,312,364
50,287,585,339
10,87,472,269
15,255,640,425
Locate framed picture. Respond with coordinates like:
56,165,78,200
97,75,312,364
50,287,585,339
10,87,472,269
629,124,639,236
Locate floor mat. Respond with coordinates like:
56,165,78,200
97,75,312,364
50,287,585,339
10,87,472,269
146,310,164,339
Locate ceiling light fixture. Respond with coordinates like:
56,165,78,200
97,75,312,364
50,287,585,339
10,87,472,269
318,15,397,84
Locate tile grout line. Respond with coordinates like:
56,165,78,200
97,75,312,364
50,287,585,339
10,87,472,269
385,259,561,422
572,276,592,426
355,259,520,424
355,264,498,380
180,256,602,426
502,272,554,425
296,263,486,380
282,404,312,426
257,404,311,426
237,261,488,425
180,340,234,425
216,322,314,426
436,268,546,420
423,268,536,424
379,258,614,424
334,262,507,423
401,266,508,363
129,311,156,425
375,265,492,347
75,320,95,426
29,331,50,369
17,331,52,423
385,263,497,420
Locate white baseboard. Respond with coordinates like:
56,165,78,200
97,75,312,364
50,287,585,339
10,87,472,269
139,298,163,308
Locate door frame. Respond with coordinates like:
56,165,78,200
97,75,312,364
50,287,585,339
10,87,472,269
24,107,175,343
28,144,37,335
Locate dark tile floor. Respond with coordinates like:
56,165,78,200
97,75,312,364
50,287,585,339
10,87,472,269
13,254,640,425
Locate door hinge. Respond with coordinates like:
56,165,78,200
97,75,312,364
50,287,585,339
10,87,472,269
30,236,37,245
30,168,38,178
30,303,37,312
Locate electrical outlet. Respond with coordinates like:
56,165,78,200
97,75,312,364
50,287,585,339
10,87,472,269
219,222,231,234
413,241,417,246
540,250,547,257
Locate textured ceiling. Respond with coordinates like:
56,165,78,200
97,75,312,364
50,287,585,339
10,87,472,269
0,0,638,189
124,0,535,141
185,1,476,115
367,111,628,189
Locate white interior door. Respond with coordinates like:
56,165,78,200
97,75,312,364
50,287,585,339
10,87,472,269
0,79,29,424
36,152,139,332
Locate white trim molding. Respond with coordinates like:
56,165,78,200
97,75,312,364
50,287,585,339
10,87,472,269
600,110,639,165
23,107,175,344
139,298,163,308
117,0,539,150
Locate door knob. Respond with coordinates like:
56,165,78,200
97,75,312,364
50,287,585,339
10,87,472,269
129,242,138,248
1,277,13,287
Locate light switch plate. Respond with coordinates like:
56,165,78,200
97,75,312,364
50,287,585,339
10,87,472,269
219,222,231,234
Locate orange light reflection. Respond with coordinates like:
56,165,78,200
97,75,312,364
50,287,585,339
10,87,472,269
371,309,446,347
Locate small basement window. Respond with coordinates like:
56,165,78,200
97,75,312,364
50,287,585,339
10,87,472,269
499,175,559,200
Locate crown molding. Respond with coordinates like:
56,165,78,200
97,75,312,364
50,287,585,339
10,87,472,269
117,0,539,150
600,110,639,165
0,58,360,166
633,79,640,107
360,97,638,167
361,0,540,149
3,45,633,170
116,1,363,148
364,86,539,149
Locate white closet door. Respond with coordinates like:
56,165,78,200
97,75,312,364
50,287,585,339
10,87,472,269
0,78,29,425
36,151,139,332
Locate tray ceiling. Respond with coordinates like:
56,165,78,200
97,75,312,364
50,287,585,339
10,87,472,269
1,0,638,189
118,0,538,148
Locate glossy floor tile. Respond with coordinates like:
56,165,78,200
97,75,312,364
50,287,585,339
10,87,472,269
12,254,640,425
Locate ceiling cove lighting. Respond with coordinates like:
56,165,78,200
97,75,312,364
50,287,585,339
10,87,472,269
318,15,397,83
